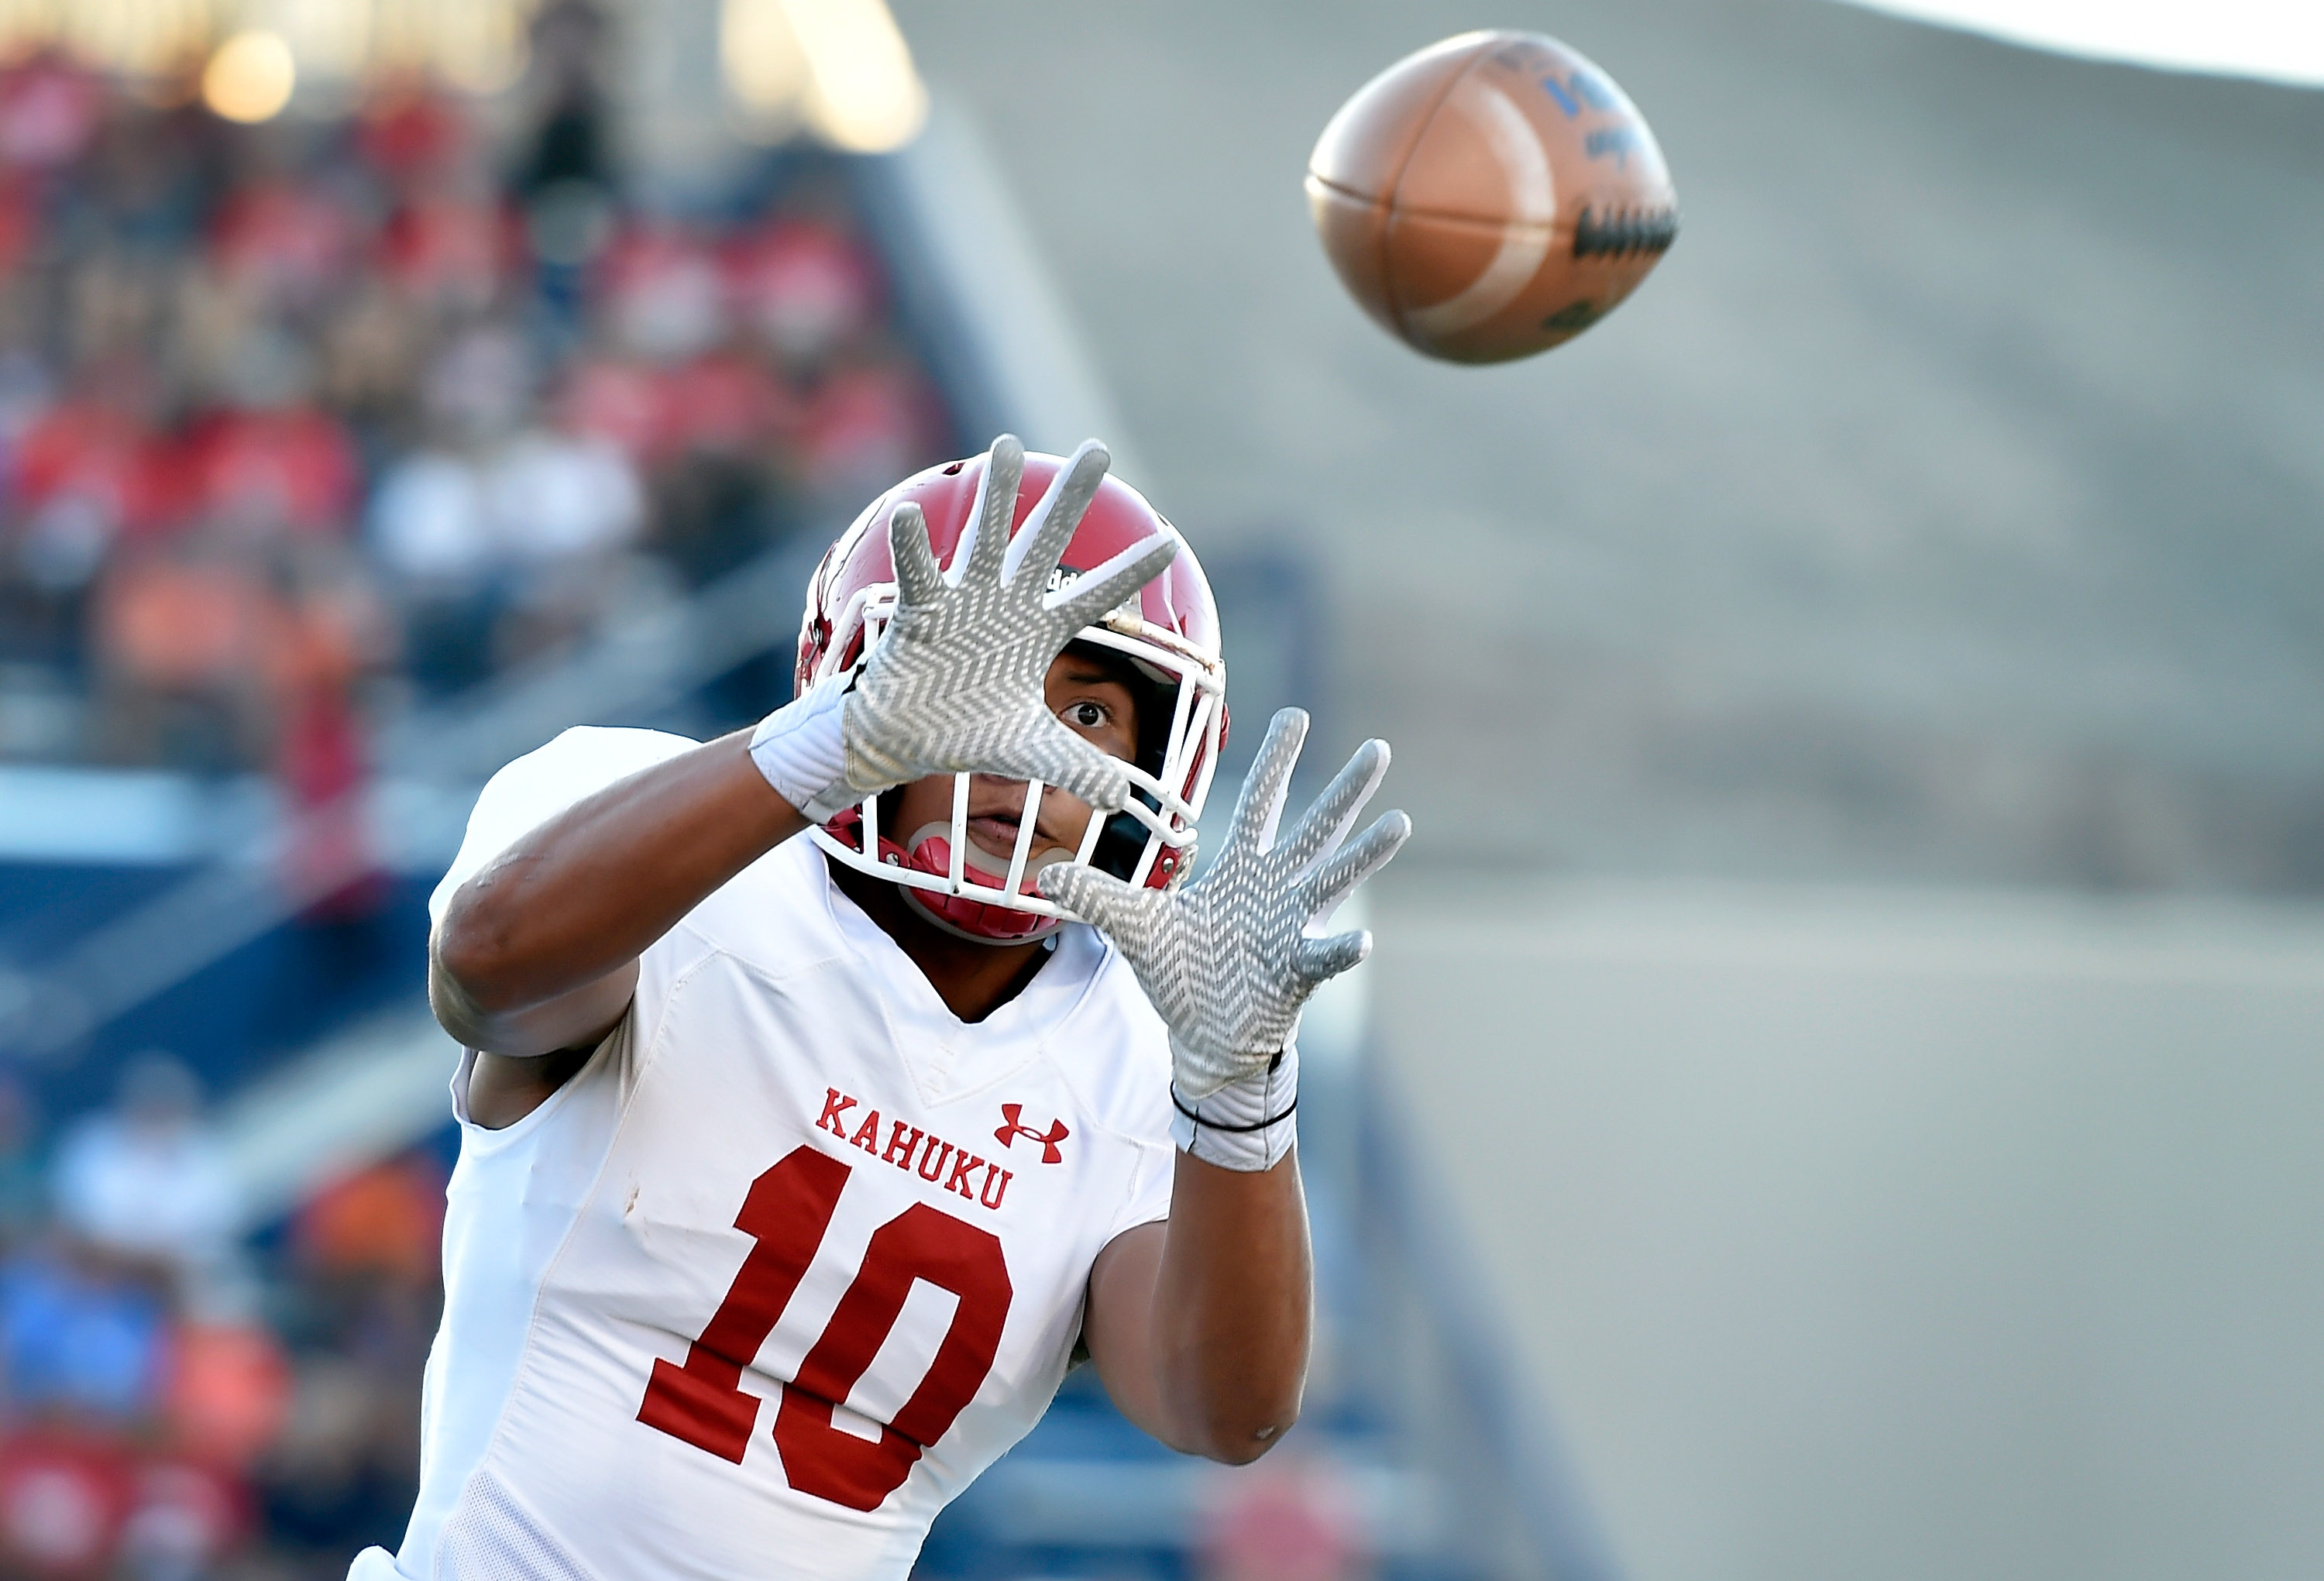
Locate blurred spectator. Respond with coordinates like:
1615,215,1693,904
0,54,104,171
49,1053,236,1292
725,216,882,370
117,1456,247,1581
0,1425,137,1579
208,174,362,319
600,225,727,363
515,0,616,200
489,427,644,569
268,540,394,916
74,95,208,254
0,1077,46,1246
0,1427,248,1581
1199,1459,1373,1581
796,355,943,509
380,187,517,321
370,318,646,690
0,1240,166,1424
364,450,493,695
358,82,466,195
91,533,280,770
12,391,175,607
183,382,359,545
419,321,531,445
368,91,514,327
291,1161,443,1290
160,1323,290,1468
255,1355,408,1574
252,1157,446,1572
0,50,952,778
315,284,423,435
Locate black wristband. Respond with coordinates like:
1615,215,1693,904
1171,1084,1298,1134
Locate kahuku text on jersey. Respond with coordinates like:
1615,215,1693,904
815,1088,1027,1211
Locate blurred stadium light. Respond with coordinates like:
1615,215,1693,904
1838,0,2324,88
201,29,297,122
0,0,535,98
720,0,926,153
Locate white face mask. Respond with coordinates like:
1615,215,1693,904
813,611,1225,942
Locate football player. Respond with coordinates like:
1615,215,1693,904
351,436,1408,1579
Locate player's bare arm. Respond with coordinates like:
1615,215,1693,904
1080,1153,1312,1462
431,731,809,1113
1057,710,1411,1462
439,675,1164,1122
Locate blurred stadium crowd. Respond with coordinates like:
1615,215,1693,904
0,28,944,784
0,1051,440,1579
0,15,958,1574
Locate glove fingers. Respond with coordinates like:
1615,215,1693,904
1279,737,1390,877
1295,929,1373,985
1008,438,1109,589
1228,708,1309,854
961,434,1024,583
1049,534,1179,634
1019,717,1133,813
887,503,944,610
1302,809,1411,922
1037,859,1140,928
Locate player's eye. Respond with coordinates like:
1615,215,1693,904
1063,700,1109,730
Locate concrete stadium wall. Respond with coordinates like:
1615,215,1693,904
1370,877,2324,1581
889,0,2324,892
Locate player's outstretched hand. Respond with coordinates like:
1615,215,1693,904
1040,708,1411,1100
833,433,1181,822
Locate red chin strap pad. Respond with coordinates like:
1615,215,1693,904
824,810,1056,942
899,831,1054,940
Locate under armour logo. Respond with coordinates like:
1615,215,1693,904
994,1103,1070,1164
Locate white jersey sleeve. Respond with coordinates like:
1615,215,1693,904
429,725,700,930
1110,1130,1175,1242
428,724,712,1072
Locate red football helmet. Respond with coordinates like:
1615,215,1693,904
796,445,1227,942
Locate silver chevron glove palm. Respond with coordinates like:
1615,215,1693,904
1040,708,1411,1100
839,434,1181,817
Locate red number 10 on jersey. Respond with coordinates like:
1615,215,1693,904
636,1145,1014,1511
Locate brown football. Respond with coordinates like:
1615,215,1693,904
1305,30,1678,364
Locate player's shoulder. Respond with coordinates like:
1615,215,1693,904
493,725,698,798
434,727,703,926
464,726,700,847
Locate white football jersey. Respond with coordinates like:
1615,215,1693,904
351,727,1178,1581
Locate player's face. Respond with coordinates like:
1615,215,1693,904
889,651,1141,866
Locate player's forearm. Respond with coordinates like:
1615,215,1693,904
435,730,809,1026
1147,1149,1313,1462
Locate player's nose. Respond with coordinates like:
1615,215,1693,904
968,772,1032,806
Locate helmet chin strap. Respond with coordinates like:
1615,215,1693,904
897,820,1069,944
902,886,1064,947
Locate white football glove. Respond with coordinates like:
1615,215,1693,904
752,435,1183,824
1041,708,1411,1167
